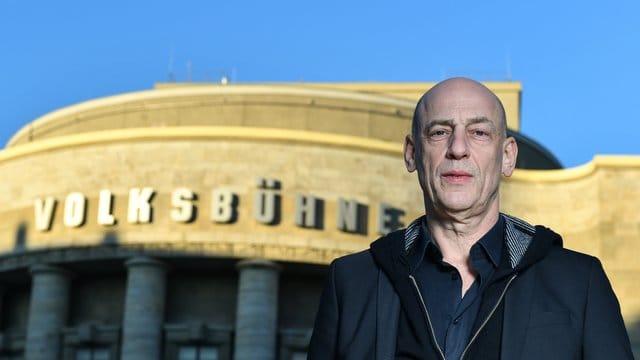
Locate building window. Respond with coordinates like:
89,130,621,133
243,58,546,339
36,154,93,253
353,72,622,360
61,324,119,360
0,354,23,360
289,352,307,360
177,345,219,360
0,329,25,360
164,323,231,360
75,347,110,360
278,329,311,360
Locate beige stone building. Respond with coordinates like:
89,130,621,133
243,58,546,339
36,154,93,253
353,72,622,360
0,82,637,359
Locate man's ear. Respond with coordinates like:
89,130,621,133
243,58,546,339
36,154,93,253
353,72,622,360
404,134,417,172
502,137,518,177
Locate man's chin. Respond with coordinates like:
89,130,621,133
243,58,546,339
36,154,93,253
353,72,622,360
431,200,474,217
430,193,499,220
437,194,475,211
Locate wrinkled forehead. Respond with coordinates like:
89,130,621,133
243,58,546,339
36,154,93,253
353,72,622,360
422,84,503,123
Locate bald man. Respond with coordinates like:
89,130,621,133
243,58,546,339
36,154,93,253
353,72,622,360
308,78,633,359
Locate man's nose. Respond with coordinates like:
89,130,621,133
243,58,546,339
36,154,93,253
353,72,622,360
446,129,469,159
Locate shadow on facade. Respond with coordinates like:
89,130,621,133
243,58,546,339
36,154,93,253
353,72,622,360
0,223,324,360
10,222,638,358
13,222,27,252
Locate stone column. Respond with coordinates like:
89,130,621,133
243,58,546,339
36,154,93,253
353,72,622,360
233,259,281,360
25,264,72,360
121,257,167,360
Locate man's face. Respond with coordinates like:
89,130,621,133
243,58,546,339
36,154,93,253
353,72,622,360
404,80,517,218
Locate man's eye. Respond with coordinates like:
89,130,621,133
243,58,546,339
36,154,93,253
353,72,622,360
471,129,489,137
429,129,448,138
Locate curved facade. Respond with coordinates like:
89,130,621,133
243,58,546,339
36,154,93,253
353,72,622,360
0,82,637,359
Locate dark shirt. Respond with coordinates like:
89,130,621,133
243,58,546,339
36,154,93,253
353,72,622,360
405,216,503,360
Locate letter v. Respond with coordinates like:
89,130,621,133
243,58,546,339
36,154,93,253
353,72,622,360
34,197,57,231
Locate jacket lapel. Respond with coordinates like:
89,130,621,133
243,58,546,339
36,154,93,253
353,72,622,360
501,268,535,359
500,214,536,359
376,269,400,360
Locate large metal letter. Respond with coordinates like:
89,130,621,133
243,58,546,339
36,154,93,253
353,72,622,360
295,193,318,228
377,202,405,235
63,192,86,228
128,187,155,224
170,188,196,223
97,189,116,226
34,197,57,231
211,188,236,223
337,198,359,233
254,178,280,225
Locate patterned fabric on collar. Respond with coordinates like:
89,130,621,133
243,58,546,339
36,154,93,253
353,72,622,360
502,213,535,268
403,213,536,269
404,216,423,253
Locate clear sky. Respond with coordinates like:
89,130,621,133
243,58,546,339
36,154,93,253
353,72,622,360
1,0,638,168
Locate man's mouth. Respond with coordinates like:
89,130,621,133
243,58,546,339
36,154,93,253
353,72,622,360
441,170,473,183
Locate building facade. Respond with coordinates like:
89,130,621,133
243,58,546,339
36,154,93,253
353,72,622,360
0,82,638,359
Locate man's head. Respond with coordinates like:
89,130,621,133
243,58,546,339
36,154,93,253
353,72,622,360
404,77,518,220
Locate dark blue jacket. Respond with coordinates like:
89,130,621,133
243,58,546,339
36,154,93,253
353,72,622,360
309,214,633,359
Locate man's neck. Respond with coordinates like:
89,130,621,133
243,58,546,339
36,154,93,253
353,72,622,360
428,208,499,254
428,212,499,257
427,204,500,286
425,209,500,296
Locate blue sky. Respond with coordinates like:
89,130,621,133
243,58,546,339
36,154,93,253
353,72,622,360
1,0,638,168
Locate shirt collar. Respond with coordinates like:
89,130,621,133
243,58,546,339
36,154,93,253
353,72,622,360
408,215,504,273
473,215,503,268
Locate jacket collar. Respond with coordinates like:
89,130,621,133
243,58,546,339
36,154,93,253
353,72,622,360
403,213,536,270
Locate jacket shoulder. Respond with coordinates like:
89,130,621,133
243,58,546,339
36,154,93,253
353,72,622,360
331,249,378,277
544,246,599,268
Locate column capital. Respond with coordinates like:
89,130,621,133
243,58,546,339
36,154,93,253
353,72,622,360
125,256,167,271
236,258,281,272
29,264,73,278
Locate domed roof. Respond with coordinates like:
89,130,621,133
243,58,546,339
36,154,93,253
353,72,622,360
7,84,415,148
6,82,560,170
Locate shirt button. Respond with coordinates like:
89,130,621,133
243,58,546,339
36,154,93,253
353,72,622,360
453,317,461,324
